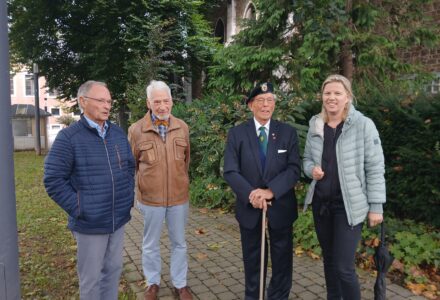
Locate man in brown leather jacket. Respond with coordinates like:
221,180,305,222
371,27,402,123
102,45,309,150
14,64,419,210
128,80,192,300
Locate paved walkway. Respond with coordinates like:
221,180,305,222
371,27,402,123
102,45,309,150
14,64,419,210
122,206,425,300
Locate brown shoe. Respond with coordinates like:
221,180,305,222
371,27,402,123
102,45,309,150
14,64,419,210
174,286,193,300
144,284,159,300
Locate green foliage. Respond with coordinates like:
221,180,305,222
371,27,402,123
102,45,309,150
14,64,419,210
391,231,440,268
8,0,219,124
208,0,439,97
296,206,439,286
357,93,440,227
190,177,234,210
57,115,76,127
293,210,321,256
173,90,309,209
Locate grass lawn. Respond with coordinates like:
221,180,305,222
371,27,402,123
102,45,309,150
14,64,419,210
14,151,134,299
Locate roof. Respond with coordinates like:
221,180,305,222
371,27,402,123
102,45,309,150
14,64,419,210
11,104,51,118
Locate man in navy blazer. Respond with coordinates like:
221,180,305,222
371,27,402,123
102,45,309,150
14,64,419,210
223,82,301,300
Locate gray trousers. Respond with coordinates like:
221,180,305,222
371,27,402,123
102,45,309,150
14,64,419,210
72,225,125,300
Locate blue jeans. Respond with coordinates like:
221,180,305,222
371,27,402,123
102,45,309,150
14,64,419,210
312,201,363,300
137,201,189,288
72,225,125,300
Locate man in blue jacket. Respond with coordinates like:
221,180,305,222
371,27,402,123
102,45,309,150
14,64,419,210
44,80,135,300
223,82,301,300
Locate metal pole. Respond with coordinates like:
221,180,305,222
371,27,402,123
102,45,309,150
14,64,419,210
33,63,41,155
0,0,22,298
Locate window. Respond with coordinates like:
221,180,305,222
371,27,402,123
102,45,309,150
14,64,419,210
12,119,32,136
244,3,256,20
214,19,225,44
10,76,14,95
25,74,34,96
50,108,60,116
430,77,440,94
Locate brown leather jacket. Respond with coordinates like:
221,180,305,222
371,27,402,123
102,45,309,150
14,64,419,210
128,112,190,207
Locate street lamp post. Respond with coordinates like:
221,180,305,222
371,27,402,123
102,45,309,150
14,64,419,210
33,63,41,155
0,0,22,298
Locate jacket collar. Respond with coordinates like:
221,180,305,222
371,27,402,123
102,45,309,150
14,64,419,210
141,111,181,133
79,114,111,137
311,104,360,137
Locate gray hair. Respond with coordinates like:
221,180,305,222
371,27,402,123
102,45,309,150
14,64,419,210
146,80,171,101
77,80,107,111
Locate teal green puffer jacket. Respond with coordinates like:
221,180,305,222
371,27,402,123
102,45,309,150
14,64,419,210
303,105,386,226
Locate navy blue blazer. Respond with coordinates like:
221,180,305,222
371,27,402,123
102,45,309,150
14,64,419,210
223,118,301,229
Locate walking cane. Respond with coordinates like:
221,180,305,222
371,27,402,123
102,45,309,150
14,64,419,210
259,208,266,300
259,202,271,300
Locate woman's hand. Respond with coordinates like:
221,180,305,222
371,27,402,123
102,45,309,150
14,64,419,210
312,166,325,180
368,212,383,227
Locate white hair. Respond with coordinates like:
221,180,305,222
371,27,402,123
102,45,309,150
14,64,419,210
77,80,107,111
146,80,171,101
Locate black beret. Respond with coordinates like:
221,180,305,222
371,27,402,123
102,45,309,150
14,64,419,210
246,82,274,104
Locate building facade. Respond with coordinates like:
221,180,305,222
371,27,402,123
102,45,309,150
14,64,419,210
10,69,79,149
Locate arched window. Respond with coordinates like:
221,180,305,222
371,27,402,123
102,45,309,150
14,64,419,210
243,2,256,20
214,18,225,44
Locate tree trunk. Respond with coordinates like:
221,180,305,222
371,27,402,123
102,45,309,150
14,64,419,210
118,102,128,133
341,0,354,81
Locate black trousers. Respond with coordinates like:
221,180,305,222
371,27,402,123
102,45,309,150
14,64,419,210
312,201,363,300
239,220,293,300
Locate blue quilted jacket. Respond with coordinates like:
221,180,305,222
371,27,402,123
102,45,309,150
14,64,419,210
44,116,135,234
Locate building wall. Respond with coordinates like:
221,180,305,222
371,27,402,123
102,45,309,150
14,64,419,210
399,1,440,73
10,70,79,148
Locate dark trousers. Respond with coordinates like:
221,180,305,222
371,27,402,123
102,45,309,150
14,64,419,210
312,201,363,300
239,221,293,300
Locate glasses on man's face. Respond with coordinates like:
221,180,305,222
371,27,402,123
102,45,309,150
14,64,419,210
253,97,275,105
84,96,113,105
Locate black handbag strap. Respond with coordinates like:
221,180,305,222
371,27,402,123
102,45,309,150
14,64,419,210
380,222,386,244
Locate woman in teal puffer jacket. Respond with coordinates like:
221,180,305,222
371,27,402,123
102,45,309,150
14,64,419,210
303,74,386,300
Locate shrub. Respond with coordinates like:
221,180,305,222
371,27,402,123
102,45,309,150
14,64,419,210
174,91,309,209
357,94,440,227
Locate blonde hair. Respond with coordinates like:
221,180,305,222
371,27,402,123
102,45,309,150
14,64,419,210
320,74,354,123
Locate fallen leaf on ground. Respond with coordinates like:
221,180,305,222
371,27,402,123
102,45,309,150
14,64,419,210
196,252,208,260
195,228,205,235
407,282,426,295
199,208,208,214
294,246,303,256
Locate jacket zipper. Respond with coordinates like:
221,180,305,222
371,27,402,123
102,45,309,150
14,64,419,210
336,130,354,226
104,139,116,232
164,137,169,207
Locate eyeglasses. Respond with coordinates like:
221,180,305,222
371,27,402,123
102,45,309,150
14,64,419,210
83,96,113,105
253,97,275,105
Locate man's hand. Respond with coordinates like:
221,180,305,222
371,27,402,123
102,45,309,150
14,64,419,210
249,188,274,211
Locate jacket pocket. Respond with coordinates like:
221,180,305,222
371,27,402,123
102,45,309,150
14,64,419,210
174,138,187,160
139,142,159,165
